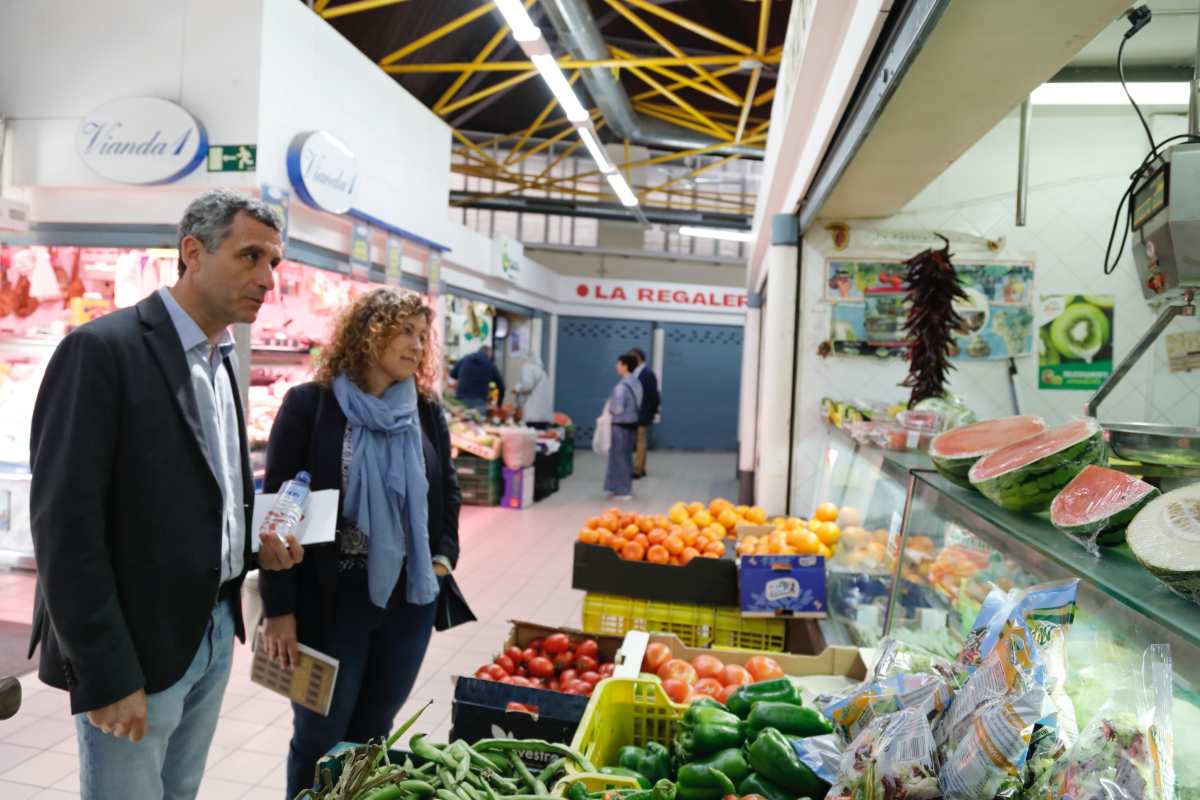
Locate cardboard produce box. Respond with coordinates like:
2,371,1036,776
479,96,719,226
640,631,869,682
571,541,739,606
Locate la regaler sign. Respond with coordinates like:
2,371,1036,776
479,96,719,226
573,280,747,311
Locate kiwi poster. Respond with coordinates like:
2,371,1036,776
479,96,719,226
1038,294,1114,390
825,259,1035,360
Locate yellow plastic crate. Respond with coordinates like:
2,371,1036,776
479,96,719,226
556,676,685,796
581,593,785,651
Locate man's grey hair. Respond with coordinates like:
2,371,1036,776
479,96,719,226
177,190,283,277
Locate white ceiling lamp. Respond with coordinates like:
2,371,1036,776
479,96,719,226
577,127,612,173
678,225,753,242
606,171,639,206
492,0,542,42
530,53,589,122
1031,82,1188,106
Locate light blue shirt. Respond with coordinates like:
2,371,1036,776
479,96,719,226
158,288,246,584
609,374,643,424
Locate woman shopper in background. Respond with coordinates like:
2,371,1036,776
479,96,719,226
604,353,643,500
259,288,462,798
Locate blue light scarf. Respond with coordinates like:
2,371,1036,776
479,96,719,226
333,373,437,608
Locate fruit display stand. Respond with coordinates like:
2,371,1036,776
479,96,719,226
572,541,739,606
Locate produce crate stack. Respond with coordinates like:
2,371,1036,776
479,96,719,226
558,425,576,479
534,450,560,501
454,452,502,506
581,594,786,651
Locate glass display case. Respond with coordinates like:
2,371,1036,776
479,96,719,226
813,425,1200,796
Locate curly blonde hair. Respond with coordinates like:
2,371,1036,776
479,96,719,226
314,287,439,400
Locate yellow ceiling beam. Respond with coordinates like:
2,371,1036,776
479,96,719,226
620,0,754,56
314,0,332,11
752,87,776,108
436,69,539,117
734,0,771,142
623,64,728,138
635,101,763,126
321,0,410,19
609,46,738,108
505,71,581,165
451,129,529,186
383,53,778,74
433,1,533,113
755,0,771,54
634,103,735,139
630,64,741,104
379,2,493,67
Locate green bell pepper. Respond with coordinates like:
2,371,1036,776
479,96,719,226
567,781,590,800
682,696,726,722
601,767,652,789
738,772,801,800
725,678,800,720
675,763,736,800
746,728,829,799
617,746,646,773
676,704,745,760
651,779,677,800
679,747,750,787
746,701,832,738
613,742,670,785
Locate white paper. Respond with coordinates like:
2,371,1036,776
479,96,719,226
250,489,340,552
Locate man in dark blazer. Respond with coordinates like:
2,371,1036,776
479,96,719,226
28,190,303,800
629,347,660,478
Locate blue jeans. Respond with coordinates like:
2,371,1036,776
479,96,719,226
75,599,234,800
287,572,436,799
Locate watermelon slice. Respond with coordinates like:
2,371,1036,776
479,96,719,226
1049,465,1159,546
968,418,1106,512
929,415,1047,489
1127,485,1200,604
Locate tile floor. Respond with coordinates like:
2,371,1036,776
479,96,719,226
0,450,736,799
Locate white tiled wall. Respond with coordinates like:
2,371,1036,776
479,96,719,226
789,107,1200,510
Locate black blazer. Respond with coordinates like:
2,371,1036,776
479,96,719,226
257,382,461,649
637,367,661,426
27,292,256,714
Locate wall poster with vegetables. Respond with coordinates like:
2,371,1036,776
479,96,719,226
1038,294,1114,390
825,258,1035,361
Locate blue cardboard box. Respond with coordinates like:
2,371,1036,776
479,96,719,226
739,555,828,618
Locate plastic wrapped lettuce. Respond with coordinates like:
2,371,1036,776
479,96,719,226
819,671,952,745
827,707,941,800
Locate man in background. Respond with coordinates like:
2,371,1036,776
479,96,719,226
450,345,505,411
629,347,660,479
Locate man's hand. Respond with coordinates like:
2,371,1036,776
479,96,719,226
87,689,147,742
433,561,450,578
262,614,300,670
259,532,304,571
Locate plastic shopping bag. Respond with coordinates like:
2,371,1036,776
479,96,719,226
592,408,612,455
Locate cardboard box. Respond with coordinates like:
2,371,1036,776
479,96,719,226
739,554,828,618
571,541,739,606
502,466,535,508
639,631,869,682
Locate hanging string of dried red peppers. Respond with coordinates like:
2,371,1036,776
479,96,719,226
901,237,967,408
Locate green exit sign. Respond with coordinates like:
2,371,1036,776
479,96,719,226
207,145,257,172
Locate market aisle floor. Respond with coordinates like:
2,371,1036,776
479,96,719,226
0,450,736,799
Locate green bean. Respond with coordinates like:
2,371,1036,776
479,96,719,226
455,748,471,783
506,753,547,795
436,790,462,800
536,758,566,786
412,735,452,767
472,740,596,773
480,770,521,794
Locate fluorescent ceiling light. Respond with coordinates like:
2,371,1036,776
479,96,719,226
492,0,541,42
606,172,639,206
1031,82,1188,106
577,128,611,173
679,225,753,242
530,53,588,122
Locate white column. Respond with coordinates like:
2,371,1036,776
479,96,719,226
755,215,799,515
531,316,545,360
651,326,666,388
737,305,762,503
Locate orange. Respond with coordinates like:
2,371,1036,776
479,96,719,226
705,540,726,557
695,535,711,551
796,531,822,555
754,543,770,555
705,524,726,541
648,528,668,546
619,513,637,529
668,504,689,525
655,515,671,528
700,551,719,558
579,528,599,545
686,502,705,516
638,517,655,533
817,543,832,559
815,502,839,523
622,525,640,541
598,515,618,532
741,535,758,548
647,544,670,564
736,540,756,556
611,535,625,552
621,541,645,561
680,529,698,547
735,505,750,517
669,556,682,566
680,547,700,565
765,539,784,555
785,529,807,549
682,519,700,532
634,533,650,550
808,517,824,532
718,508,739,530
816,522,841,546
709,498,733,516
664,533,685,555
598,531,614,548
747,506,768,524
692,510,714,528
586,516,603,530
780,545,798,555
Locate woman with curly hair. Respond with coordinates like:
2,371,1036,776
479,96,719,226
258,288,462,798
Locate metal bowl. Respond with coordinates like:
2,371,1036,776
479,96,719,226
1104,421,1200,467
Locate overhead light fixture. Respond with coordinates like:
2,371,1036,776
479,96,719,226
492,0,542,42
606,172,639,207
679,225,753,242
577,128,611,173
1031,82,1188,106
530,53,588,122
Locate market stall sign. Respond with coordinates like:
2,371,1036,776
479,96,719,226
286,130,359,215
208,144,257,172
571,279,748,310
76,97,208,185
492,235,523,283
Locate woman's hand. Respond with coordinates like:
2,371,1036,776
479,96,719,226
263,614,300,669
432,561,450,578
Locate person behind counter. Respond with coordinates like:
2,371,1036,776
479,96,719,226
259,288,463,798
449,345,504,410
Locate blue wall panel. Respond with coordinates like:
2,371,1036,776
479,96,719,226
554,317,653,444
657,323,743,451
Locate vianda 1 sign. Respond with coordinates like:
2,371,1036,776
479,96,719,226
76,97,208,185
287,131,359,214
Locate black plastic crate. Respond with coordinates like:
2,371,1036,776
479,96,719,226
534,451,560,500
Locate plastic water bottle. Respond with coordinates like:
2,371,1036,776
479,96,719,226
260,471,311,544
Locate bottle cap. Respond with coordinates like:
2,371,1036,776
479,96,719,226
295,471,312,485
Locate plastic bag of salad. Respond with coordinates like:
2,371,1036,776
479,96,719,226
818,671,953,745
827,707,941,800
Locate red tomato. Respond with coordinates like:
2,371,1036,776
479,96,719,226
495,656,516,675
486,664,508,681
548,678,560,691
598,663,616,677
528,638,545,653
554,652,575,672
576,639,600,660
745,656,785,682
505,646,525,664
657,658,698,685
559,669,579,685
720,665,753,687
691,654,725,681
475,667,494,681
506,702,538,714
575,655,599,673
508,676,533,687
661,678,692,704
560,680,589,696
718,683,740,705
580,670,602,685
528,657,555,679
522,648,539,665
642,642,673,674
543,633,571,655
515,665,528,678
693,677,724,698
